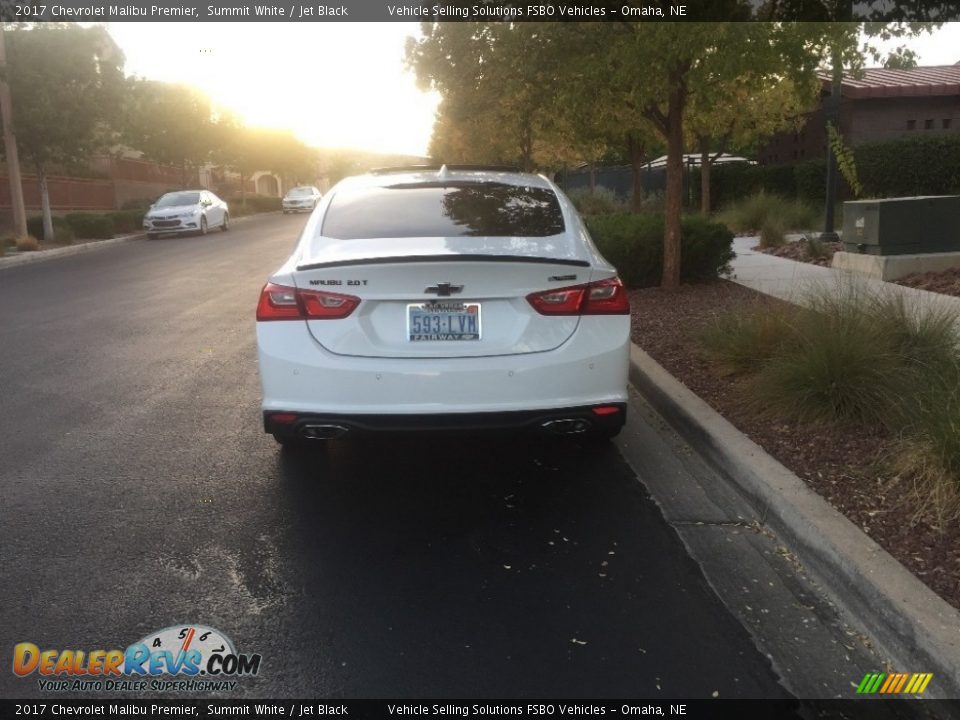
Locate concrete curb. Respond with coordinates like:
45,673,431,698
0,233,145,270
629,343,960,698
0,211,282,272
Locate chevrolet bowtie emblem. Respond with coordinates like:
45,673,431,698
424,282,464,297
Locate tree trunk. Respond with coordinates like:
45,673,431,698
661,83,685,290
240,170,246,205
699,137,712,215
627,133,645,213
520,120,534,172
0,28,27,239
38,164,53,244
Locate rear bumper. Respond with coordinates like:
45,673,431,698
256,316,630,415
264,403,626,439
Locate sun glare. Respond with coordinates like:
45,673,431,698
107,22,439,156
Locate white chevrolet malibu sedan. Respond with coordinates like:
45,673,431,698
143,190,229,239
255,166,630,446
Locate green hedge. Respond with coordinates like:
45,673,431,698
121,197,158,211
26,216,75,244
702,161,828,208
585,213,734,288
65,213,115,239
228,195,282,213
855,134,960,197
706,135,960,208
107,209,145,234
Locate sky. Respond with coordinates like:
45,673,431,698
107,22,440,157
106,22,960,158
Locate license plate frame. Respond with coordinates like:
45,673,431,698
407,302,482,342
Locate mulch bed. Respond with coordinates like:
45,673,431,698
896,267,960,299
754,238,843,267
630,279,960,612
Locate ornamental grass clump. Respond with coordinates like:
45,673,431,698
715,192,818,234
698,301,798,376
14,235,40,252
758,218,786,249
567,187,627,216
699,279,960,527
890,368,960,526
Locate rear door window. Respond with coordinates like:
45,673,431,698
320,182,565,239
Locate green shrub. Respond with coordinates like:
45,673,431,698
567,187,627,216
26,216,75,244
65,213,114,239
585,212,734,288
108,209,145,234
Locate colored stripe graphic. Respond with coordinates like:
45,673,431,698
857,672,932,694
893,673,909,693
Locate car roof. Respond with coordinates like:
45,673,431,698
338,165,554,191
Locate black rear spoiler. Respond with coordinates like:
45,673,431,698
297,254,589,271
369,165,522,175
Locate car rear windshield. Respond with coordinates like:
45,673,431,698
320,182,565,239
156,192,200,207
287,187,313,197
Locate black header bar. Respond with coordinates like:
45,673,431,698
3,699,960,718
1,0,958,22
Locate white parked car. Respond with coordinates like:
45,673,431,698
256,166,630,446
143,190,229,239
282,186,322,213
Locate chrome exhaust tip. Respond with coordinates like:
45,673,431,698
300,424,350,440
541,418,591,435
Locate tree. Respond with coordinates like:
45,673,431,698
547,23,663,212
123,79,213,187
571,19,825,287
3,24,124,242
686,76,817,214
408,22,577,170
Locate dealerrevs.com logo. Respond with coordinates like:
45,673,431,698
13,625,262,692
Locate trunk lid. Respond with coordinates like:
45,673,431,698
292,239,594,358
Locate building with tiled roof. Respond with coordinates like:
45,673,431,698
759,65,960,165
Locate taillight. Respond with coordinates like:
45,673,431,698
256,282,360,321
257,282,301,321
298,289,361,319
527,277,629,316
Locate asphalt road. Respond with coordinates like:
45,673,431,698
0,213,794,700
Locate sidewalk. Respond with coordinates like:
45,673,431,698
729,235,960,315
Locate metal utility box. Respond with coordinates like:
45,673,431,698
842,195,960,255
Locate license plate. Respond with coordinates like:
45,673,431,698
407,302,481,341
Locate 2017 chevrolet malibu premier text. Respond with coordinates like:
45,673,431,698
255,166,630,446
